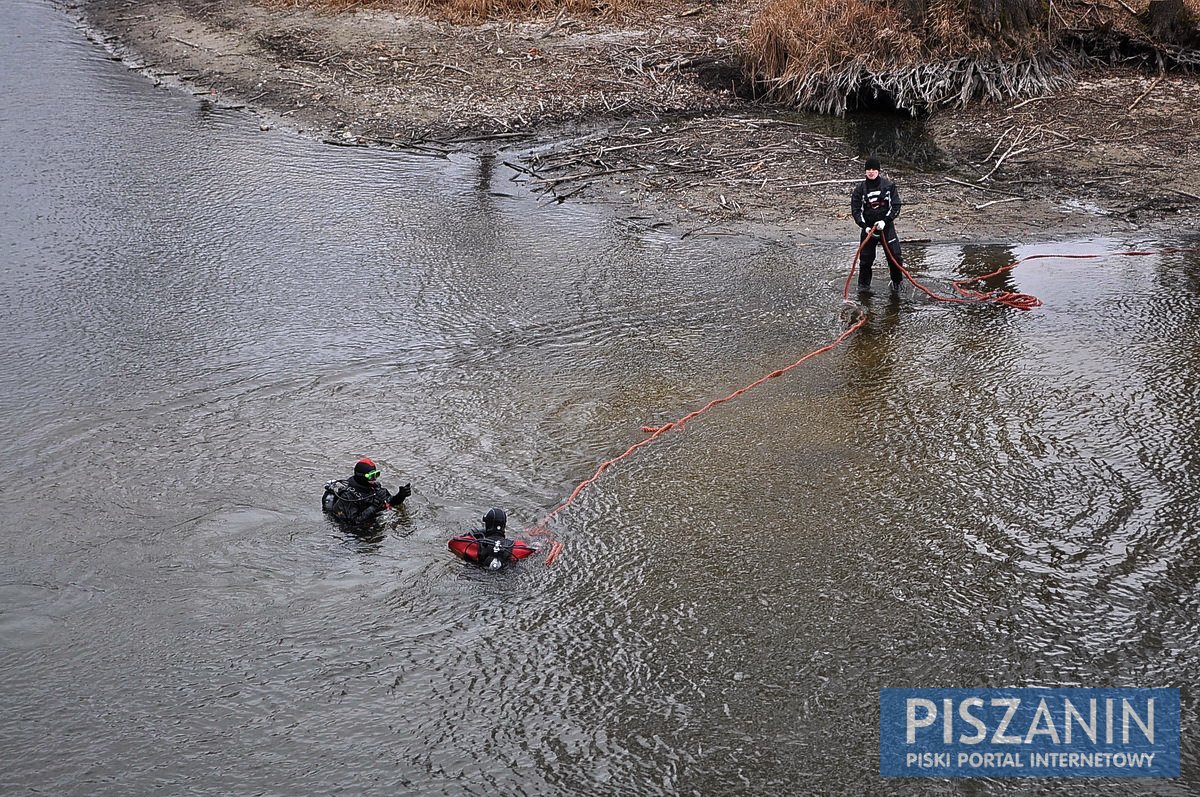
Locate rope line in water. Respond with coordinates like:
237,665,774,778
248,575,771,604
529,315,867,563
845,229,1046,308
856,234,1199,312
535,238,1199,566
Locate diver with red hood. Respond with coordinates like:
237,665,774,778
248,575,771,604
322,458,411,525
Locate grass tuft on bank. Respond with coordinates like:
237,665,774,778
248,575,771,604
745,0,1200,115
264,0,629,22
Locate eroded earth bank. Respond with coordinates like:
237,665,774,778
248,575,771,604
75,0,1200,244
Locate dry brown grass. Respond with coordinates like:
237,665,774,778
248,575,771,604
746,0,1197,114
745,0,1061,114
259,0,1196,114
263,0,629,22
746,0,920,82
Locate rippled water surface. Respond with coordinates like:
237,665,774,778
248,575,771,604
2,2,1199,794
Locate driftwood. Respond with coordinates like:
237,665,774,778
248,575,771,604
322,137,369,148
974,197,1027,209
449,131,533,143
943,177,1026,198
789,178,862,187
1126,76,1164,111
168,35,204,50
508,116,850,207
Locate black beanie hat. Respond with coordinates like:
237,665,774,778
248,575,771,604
865,156,881,171
354,458,378,478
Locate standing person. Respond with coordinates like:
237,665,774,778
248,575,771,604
850,155,905,293
322,457,411,525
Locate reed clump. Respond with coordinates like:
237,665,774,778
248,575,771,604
747,0,1199,115
745,0,1075,115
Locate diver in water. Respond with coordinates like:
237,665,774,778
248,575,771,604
851,155,905,293
467,507,511,570
449,508,541,569
322,458,411,525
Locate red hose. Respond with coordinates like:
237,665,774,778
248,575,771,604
527,317,867,555
535,238,1199,563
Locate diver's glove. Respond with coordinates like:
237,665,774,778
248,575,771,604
390,483,412,504
873,219,887,232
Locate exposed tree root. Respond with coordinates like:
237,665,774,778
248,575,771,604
761,54,1071,116
745,0,1199,115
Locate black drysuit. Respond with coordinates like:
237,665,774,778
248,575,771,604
850,175,904,289
322,476,402,525
465,528,515,569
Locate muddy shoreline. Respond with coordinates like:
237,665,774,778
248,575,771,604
72,0,1200,245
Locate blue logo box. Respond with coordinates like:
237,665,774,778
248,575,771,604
880,688,1179,778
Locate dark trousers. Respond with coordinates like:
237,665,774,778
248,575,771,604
858,222,904,288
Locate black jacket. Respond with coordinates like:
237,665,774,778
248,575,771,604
322,478,393,524
851,176,901,227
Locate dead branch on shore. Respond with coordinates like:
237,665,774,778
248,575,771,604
979,131,1033,181
168,35,202,50
942,177,1027,199
973,197,1027,210
509,115,850,207
1125,75,1164,112
787,178,860,187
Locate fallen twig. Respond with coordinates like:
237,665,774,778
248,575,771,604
532,166,642,186
450,131,533,143
501,160,540,180
539,8,568,39
942,177,1025,198
1011,96,1046,110
551,183,593,203
1127,76,1163,113
169,35,204,50
784,178,861,187
1168,188,1200,202
598,137,674,155
984,125,1017,162
979,141,1029,181
973,197,1026,209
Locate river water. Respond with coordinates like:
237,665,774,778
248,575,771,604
2,2,1198,794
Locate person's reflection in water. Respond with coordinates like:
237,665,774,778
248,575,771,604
960,243,1019,295
476,152,495,195
1171,248,1200,293
843,291,904,394
339,524,387,552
